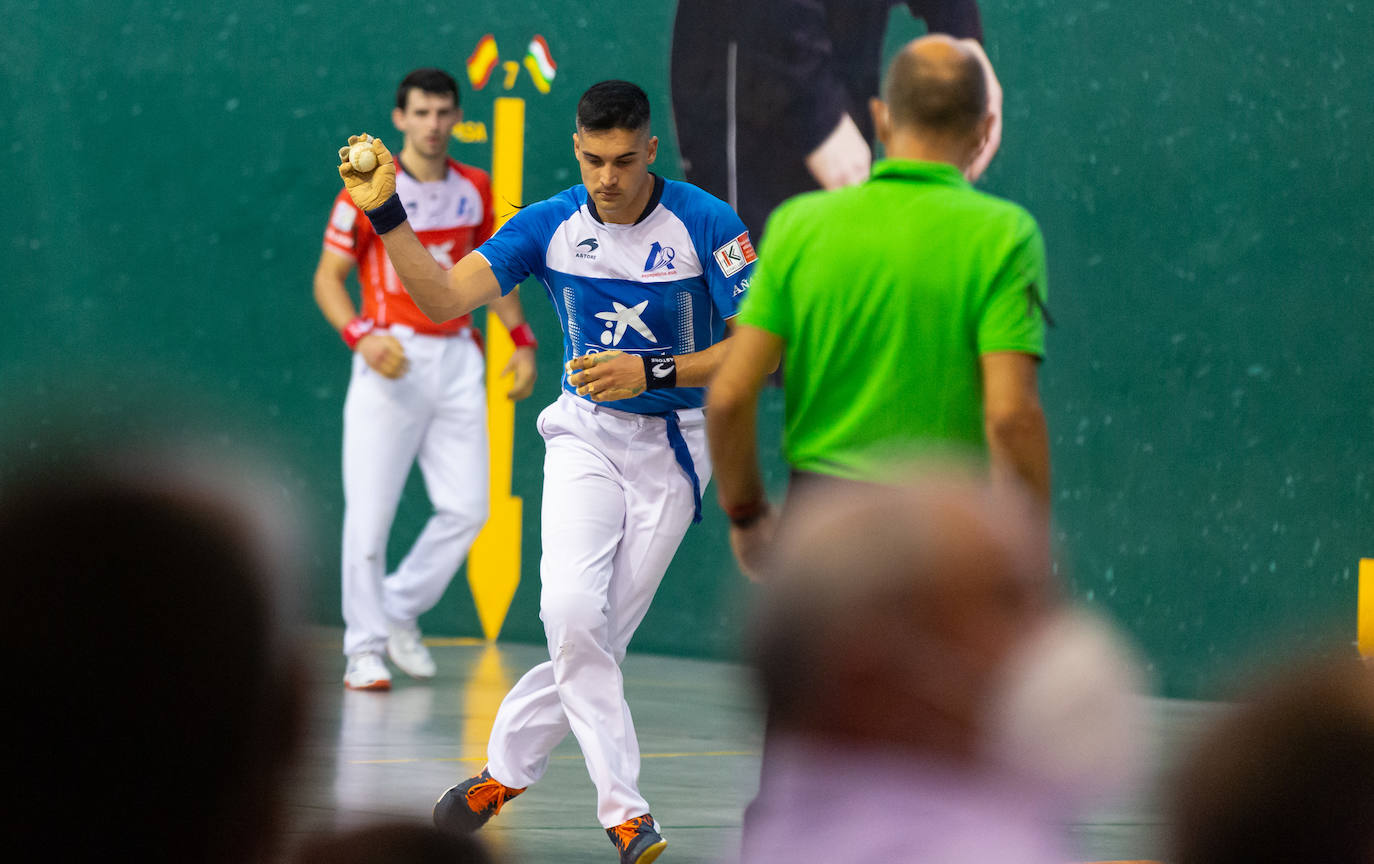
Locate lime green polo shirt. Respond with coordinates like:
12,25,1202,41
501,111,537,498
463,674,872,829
737,159,1048,480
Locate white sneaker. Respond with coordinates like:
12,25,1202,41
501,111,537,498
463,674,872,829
387,623,437,679
344,652,392,690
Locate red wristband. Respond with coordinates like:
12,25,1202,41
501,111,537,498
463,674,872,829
509,322,538,349
341,317,375,350
724,498,770,529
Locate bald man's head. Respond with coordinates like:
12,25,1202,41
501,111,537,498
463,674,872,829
751,468,1053,757
883,34,989,140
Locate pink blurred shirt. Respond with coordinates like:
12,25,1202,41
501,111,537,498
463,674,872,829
736,737,1073,864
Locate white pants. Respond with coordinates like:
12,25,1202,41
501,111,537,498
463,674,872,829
486,393,710,827
340,327,489,657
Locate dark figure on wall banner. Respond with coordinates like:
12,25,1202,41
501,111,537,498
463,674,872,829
671,0,985,237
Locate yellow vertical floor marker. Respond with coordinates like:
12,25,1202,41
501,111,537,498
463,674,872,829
1359,559,1374,657
467,97,526,641
460,643,513,754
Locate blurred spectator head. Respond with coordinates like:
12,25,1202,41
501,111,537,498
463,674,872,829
0,438,308,863
753,464,1145,802
1170,655,1374,864
291,822,497,864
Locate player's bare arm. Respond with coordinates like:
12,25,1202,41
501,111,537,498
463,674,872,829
566,320,738,402
980,351,1050,508
313,246,408,379
487,289,538,401
705,323,785,580
704,324,780,512
337,135,502,323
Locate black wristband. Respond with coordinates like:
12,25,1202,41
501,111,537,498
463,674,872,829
643,354,677,390
364,193,407,235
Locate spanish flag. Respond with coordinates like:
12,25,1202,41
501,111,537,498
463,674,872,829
523,35,556,94
467,34,499,90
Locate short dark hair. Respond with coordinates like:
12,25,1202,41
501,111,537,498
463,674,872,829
1,444,305,863
1170,656,1374,864
396,67,460,111
884,44,986,137
576,80,651,133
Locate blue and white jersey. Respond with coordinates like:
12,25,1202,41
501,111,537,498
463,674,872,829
476,175,756,414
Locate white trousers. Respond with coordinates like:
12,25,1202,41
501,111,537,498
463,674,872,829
340,327,489,657
486,393,710,827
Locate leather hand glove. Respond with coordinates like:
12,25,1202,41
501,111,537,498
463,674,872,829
337,134,396,212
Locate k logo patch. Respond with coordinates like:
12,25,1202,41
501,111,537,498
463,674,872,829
714,231,757,277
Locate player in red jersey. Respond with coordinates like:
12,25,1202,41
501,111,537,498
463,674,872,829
313,68,538,691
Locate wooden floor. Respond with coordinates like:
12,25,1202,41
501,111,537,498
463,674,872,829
282,629,1223,863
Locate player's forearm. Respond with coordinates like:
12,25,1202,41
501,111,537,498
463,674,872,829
487,289,529,332
371,224,469,322
313,269,359,332
670,338,733,388
369,225,501,325
985,404,1051,509
706,381,768,512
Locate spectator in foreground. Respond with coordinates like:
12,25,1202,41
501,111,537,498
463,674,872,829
0,441,308,863
741,466,1145,864
1169,654,1374,864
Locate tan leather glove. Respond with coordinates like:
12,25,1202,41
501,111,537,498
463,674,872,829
337,134,396,212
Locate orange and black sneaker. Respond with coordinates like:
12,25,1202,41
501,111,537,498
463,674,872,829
606,813,667,864
432,767,525,835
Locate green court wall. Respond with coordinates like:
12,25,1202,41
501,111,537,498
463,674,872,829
4,1,1370,697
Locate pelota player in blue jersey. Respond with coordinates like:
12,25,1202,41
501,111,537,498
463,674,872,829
337,80,756,864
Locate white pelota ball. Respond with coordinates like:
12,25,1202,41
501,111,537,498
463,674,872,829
348,143,378,173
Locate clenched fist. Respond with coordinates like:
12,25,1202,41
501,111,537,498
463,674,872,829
337,134,396,212
357,331,408,379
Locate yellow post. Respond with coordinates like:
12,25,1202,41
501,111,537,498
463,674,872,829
466,96,526,641
1359,559,1374,657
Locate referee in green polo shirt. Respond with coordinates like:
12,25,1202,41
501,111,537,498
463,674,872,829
707,33,1050,577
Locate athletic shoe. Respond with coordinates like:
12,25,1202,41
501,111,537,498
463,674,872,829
433,767,525,835
387,623,437,679
343,652,391,690
607,814,667,864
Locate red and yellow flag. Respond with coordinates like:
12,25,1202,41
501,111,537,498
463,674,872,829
467,34,499,89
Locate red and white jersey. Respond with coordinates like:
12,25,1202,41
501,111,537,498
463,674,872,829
323,157,494,335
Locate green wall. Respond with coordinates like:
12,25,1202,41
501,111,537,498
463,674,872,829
5,1,1371,697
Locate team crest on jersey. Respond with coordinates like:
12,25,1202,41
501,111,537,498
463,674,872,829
575,237,599,259
714,231,757,277
594,300,658,347
643,241,676,274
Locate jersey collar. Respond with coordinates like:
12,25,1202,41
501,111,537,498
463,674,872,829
395,155,457,182
870,159,969,188
585,173,665,226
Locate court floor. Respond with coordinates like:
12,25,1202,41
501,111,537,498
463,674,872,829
282,629,1223,863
